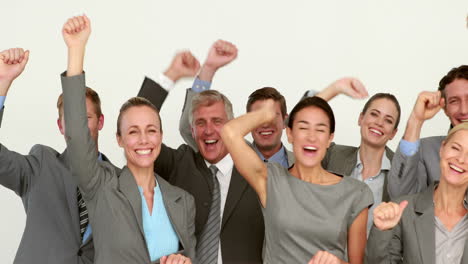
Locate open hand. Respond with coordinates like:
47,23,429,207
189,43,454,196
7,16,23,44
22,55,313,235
160,254,192,264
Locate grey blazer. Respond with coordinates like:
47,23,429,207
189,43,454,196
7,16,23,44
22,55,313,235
365,184,468,264
322,143,394,202
178,88,296,167
0,106,116,263
61,73,196,264
387,136,444,199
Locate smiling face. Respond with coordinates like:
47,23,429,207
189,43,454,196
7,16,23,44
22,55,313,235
286,106,334,168
250,99,286,155
358,98,399,148
117,105,162,170
439,129,468,187
443,79,468,126
191,101,229,164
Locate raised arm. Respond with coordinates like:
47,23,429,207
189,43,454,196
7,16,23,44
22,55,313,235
0,47,38,196
61,15,106,200
180,40,238,150
387,91,442,198
221,99,276,207
315,77,368,102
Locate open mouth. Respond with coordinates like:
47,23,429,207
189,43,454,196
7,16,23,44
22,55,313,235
136,149,152,155
205,139,218,144
369,128,383,136
303,145,318,154
449,163,466,173
259,131,273,136
460,119,468,123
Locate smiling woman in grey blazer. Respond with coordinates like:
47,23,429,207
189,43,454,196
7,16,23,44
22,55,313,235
366,123,468,264
60,15,196,264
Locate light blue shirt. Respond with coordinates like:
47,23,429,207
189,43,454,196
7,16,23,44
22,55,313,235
0,96,5,109
351,151,390,235
253,143,289,168
191,78,212,93
399,139,420,156
138,183,179,261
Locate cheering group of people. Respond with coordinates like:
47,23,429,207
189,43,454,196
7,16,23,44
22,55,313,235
1,14,467,264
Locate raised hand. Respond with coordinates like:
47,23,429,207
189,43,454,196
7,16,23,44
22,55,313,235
204,39,238,70
62,15,91,49
164,51,200,82
159,254,192,264
317,77,368,101
410,91,443,122
0,48,30,95
198,39,238,82
373,201,408,231
308,251,344,264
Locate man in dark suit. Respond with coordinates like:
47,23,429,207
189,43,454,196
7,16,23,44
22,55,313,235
0,42,113,264
138,41,264,264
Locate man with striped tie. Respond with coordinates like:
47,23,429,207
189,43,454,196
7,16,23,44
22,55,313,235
138,40,265,264
0,44,116,264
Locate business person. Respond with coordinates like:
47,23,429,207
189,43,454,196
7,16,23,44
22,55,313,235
138,40,265,264
61,15,195,264
316,82,401,234
387,65,468,199
366,122,468,264
221,97,373,264
0,45,118,264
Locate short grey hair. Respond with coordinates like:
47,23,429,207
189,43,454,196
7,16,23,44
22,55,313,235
189,90,234,125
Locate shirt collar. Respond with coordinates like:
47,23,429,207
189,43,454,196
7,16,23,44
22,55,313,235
205,153,234,177
252,142,287,163
355,148,391,171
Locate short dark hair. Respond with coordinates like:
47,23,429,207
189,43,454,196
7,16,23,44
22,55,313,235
246,87,287,117
438,65,468,99
361,93,401,129
57,87,102,120
116,97,161,136
287,96,335,134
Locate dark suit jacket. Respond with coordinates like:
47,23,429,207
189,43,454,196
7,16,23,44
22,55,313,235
62,73,196,264
138,77,265,264
322,143,394,202
0,106,114,264
365,183,468,264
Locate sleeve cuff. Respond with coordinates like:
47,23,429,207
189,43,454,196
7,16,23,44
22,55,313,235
399,139,420,156
191,78,211,93
306,90,318,97
0,96,5,110
147,73,175,92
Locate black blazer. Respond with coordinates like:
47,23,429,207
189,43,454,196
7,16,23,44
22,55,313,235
138,77,264,264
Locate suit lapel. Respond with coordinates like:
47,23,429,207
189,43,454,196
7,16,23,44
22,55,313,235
413,187,436,264
118,167,145,237
328,147,358,176
59,150,81,245
158,176,186,250
221,168,248,230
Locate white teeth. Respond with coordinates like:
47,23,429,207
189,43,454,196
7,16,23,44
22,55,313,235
260,131,273,135
136,149,151,155
205,140,217,144
461,119,468,122
449,164,465,173
370,128,383,135
304,146,317,151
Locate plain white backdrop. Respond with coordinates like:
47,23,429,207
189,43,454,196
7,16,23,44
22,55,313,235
1,0,467,261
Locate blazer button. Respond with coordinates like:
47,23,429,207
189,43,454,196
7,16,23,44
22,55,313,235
203,202,209,207
77,249,83,256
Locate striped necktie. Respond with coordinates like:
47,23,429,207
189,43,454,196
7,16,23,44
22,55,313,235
197,165,221,264
77,188,89,240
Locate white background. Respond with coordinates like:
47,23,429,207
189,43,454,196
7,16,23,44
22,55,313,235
1,0,467,261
